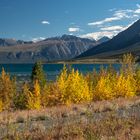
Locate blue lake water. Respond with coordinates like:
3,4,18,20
0,64,121,81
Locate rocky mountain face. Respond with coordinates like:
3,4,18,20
77,19,140,59
0,35,108,63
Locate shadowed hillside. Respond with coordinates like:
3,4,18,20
77,19,140,59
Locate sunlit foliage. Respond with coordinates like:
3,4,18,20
0,68,16,111
26,80,41,109
0,53,139,111
57,66,91,105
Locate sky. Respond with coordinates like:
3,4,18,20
1,0,140,41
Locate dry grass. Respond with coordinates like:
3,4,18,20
1,96,140,124
0,96,140,139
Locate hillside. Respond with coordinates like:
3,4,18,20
77,19,140,59
0,35,107,63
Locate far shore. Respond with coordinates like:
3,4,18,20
0,58,121,64
0,59,120,64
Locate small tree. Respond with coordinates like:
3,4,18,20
14,82,29,109
0,68,16,111
57,67,91,105
121,53,136,75
26,80,41,109
31,61,46,88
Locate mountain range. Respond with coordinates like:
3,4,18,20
0,39,32,47
0,35,109,63
2,19,140,63
77,19,140,59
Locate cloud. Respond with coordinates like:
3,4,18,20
88,12,128,26
134,9,140,14
88,5,140,27
84,4,140,41
88,16,125,26
101,25,124,31
82,19,138,41
68,27,80,32
32,37,45,42
41,20,50,24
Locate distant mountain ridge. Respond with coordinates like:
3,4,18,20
97,36,110,44
0,35,109,63
77,19,140,59
0,38,32,47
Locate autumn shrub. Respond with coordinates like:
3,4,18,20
93,72,116,100
121,53,136,75
57,66,92,105
115,53,137,97
14,83,29,109
41,83,61,106
0,99,3,112
0,68,16,111
135,67,140,94
114,73,137,98
26,80,41,109
88,53,137,101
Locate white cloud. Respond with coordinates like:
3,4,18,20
88,15,125,26
88,21,104,26
68,27,80,32
88,5,140,27
32,37,45,42
83,19,138,41
134,9,140,14
133,14,139,17
101,25,124,31
41,20,50,24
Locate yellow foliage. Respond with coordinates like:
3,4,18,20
135,68,140,94
57,67,91,105
0,99,3,112
0,54,139,111
114,74,136,98
26,80,41,109
57,65,67,99
0,68,16,110
41,83,61,106
121,53,136,75
93,74,115,100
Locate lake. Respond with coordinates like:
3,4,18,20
0,64,121,81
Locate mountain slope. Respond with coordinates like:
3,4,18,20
77,19,140,59
0,35,100,63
